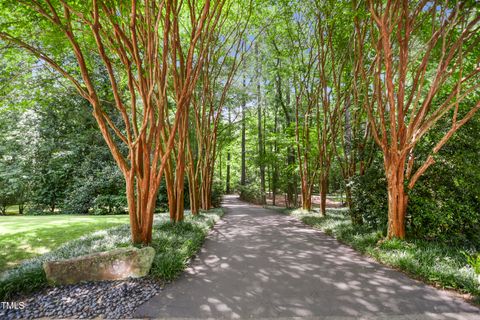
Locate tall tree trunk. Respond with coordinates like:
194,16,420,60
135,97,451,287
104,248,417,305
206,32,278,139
255,42,266,204
219,152,222,180
201,164,212,210
319,172,328,216
167,109,189,223
125,174,158,244
226,152,231,194
226,108,231,194
285,84,295,208
343,95,355,213
241,101,246,186
272,106,278,206
300,178,312,211
240,49,247,187
187,141,200,215
287,149,296,208
276,64,295,208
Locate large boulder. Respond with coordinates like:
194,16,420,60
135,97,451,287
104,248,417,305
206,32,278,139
43,247,155,285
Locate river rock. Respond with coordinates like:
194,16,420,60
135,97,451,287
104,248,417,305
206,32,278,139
43,247,155,285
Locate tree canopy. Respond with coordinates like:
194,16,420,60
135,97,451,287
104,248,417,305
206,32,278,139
0,0,479,245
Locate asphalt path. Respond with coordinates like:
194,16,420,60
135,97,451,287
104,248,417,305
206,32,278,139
134,195,480,319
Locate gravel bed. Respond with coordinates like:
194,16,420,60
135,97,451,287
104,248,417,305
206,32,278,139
0,278,162,319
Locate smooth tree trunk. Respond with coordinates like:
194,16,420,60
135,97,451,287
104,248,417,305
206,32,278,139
319,173,328,216
240,76,246,186
255,42,266,204
287,149,296,208
219,152,222,180
272,106,279,206
385,153,408,239
300,177,312,211
226,108,231,194
226,152,231,194
187,141,200,215
200,143,215,210
166,109,189,223
174,112,188,222
278,74,295,208
126,175,160,244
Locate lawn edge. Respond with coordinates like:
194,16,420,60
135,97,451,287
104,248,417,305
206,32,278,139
0,208,225,301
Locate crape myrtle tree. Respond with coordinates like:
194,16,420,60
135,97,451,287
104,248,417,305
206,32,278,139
313,0,351,216
267,0,352,213
188,0,253,213
0,0,227,244
334,1,376,224
357,0,480,238
289,15,319,212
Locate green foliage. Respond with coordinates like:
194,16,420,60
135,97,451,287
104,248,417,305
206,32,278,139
92,195,127,215
289,208,480,300
238,183,265,204
407,116,480,247
350,115,480,247
350,159,388,233
0,111,33,214
64,164,125,215
211,179,225,208
0,209,223,300
463,252,480,276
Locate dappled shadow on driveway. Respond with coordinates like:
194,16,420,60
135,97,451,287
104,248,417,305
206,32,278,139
134,195,480,319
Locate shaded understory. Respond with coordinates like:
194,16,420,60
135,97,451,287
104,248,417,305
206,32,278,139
271,206,480,303
0,209,223,300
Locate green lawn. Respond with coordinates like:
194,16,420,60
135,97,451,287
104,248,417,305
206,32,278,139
0,214,129,272
0,209,223,300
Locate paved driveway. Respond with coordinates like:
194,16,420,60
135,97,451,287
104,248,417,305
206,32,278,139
134,195,480,319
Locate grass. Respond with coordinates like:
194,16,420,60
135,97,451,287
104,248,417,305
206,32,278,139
281,207,480,302
0,214,130,272
4,205,20,215
0,209,223,300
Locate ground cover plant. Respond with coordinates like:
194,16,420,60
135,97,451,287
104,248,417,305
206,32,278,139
0,209,223,300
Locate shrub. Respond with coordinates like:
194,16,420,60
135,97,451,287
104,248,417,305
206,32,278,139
211,180,224,208
238,183,264,204
406,115,480,247
464,252,480,276
63,164,125,214
23,204,53,215
91,195,127,215
408,176,480,247
350,161,388,233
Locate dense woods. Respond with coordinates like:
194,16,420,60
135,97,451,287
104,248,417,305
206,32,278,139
0,0,479,248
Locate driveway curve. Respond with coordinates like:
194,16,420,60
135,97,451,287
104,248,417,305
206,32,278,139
134,195,480,319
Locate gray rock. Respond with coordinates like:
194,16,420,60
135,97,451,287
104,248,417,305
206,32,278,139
2,278,161,319
43,247,155,285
